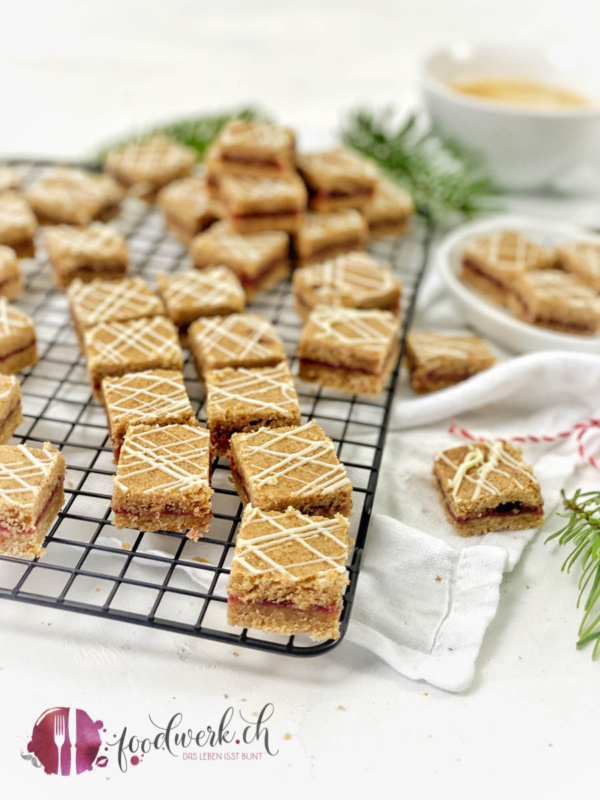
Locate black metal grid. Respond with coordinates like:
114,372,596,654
0,160,432,656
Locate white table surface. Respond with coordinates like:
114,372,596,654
2,1,600,793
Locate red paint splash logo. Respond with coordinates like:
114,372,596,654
26,707,105,776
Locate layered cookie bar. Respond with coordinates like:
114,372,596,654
293,252,402,320
298,307,400,396
0,165,21,194
556,240,600,293
461,230,554,305
105,136,196,200
0,298,37,374
363,178,414,239
157,176,221,244
112,424,212,539
189,313,286,377
0,192,37,257
26,167,122,225
0,374,23,443
68,276,164,350
218,174,307,235
103,369,197,461
157,267,245,338
405,332,496,394
227,505,350,641
230,420,353,517
506,269,600,335
190,221,289,299
297,147,378,212
293,209,368,267
0,442,65,559
206,362,301,456
433,441,544,536
0,246,23,300
85,316,183,399
210,120,296,179
45,223,128,289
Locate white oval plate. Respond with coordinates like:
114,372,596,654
437,214,600,354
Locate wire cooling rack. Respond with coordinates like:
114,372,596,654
0,160,432,656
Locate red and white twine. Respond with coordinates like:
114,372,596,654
448,418,600,469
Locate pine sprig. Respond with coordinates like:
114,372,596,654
91,106,270,165
546,489,600,656
340,107,500,224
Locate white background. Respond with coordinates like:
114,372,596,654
2,0,600,796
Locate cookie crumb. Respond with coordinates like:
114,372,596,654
435,575,442,582
337,704,346,711
284,733,292,740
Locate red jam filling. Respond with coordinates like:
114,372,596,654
0,476,64,539
446,499,544,524
228,595,339,615
0,339,36,362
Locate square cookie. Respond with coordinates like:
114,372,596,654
157,267,245,335
0,246,23,300
190,221,289,299
293,252,402,320
205,361,301,456
230,419,353,517
103,369,197,461
227,505,350,641
85,316,183,399
157,176,221,244
0,442,65,559
556,240,600,293
405,332,496,394
433,441,544,536
0,165,21,194
219,173,307,235
112,423,212,539
0,192,37,257
293,209,368,266
45,223,128,288
0,374,23,444
363,178,414,239
298,306,400,396
297,147,379,212
210,120,296,178
26,167,122,225
0,298,37,374
189,313,286,377
105,136,196,199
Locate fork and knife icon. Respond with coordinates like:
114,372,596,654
53,708,77,776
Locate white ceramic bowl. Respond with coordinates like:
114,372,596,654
437,214,600,354
420,42,600,191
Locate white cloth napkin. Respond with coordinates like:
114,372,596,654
346,352,600,692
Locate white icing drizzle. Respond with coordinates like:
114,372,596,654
0,193,36,233
232,506,347,580
307,307,398,353
208,363,298,415
408,332,487,362
192,314,282,362
159,176,214,216
0,297,32,336
85,316,181,367
300,210,365,241
27,168,121,219
364,179,413,218
242,420,351,498
562,241,600,277
219,120,292,154
221,174,304,203
104,370,193,418
107,136,195,181
468,231,548,272
296,253,396,305
523,269,598,309
435,441,537,502
47,222,125,259
68,277,162,328
0,374,17,404
115,425,209,494
298,147,378,182
0,444,57,508
193,221,287,266
159,267,244,313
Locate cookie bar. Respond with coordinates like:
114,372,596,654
293,209,368,266
230,420,352,518
298,307,400,396
112,423,212,539
556,240,600,293
461,230,554,305
157,176,221,244
45,223,128,289
227,505,350,641
0,374,23,444
190,221,289,299
105,136,196,200
103,369,197,462
362,178,414,239
0,192,37,257
0,246,23,300
506,269,600,335
209,120,296,179
0,165,21,194
433,441,544,536
26,167,122,225
206,362,301,456
157,267,245,337
405,332,496,394
189,313,286,377
0,442,65,559
293,252,402,320
218,174,307,235
0,298,37,374
297,147,378,212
